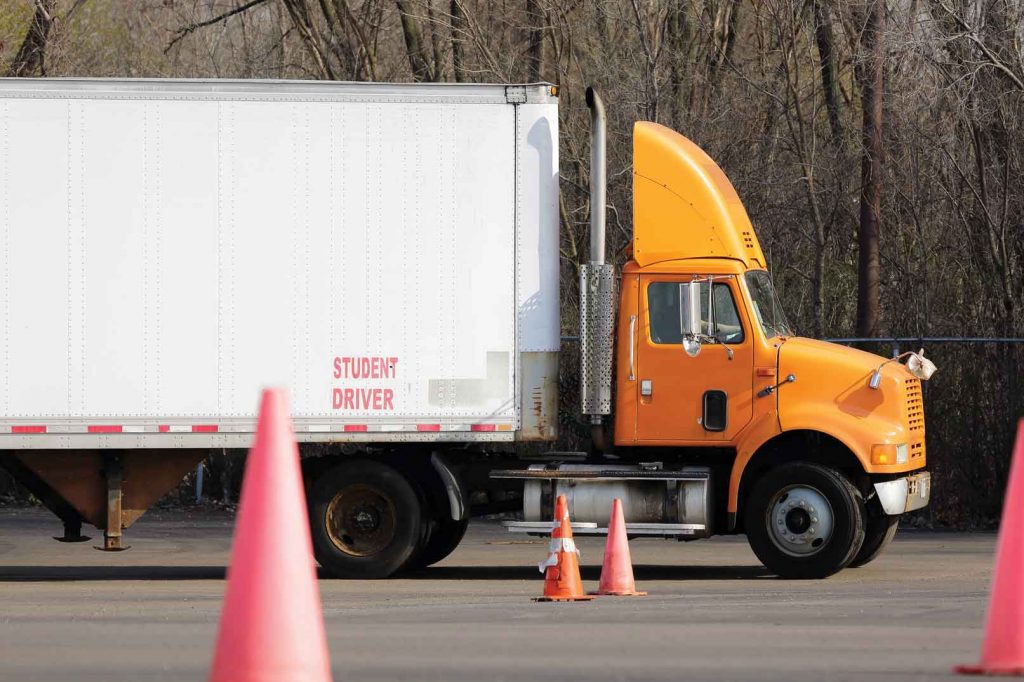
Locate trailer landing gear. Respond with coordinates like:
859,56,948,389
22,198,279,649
97,453,130,552
53,518,91,543
0,449,205,549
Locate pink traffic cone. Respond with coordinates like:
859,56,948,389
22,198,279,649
209,389,332,682
591,498,646,596
957,419,1024,676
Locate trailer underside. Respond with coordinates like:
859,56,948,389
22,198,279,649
0,450,205,549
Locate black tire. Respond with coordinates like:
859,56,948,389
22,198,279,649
405,517,470,570
848,511,898,568
309,459,423,579
744,463,866,579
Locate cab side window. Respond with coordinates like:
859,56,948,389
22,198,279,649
648,281,744,345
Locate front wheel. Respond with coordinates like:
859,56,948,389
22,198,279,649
744,463,865,579
309,459,423,578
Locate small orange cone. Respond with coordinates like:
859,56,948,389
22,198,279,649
591,498,646,597
209,389,332,682
534,494,593,602
957,419,1024,676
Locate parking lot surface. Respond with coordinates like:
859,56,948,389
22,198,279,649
0,508,993,681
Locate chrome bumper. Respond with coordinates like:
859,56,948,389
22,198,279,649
873,471,931,516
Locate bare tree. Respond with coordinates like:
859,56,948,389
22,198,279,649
6,0,88,76
396,0,437,81
811,0,842,143
525,0,545,81
450,0,466,81
855,0,885,338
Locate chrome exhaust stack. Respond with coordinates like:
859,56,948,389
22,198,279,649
579,87,615,446
586,87,607,264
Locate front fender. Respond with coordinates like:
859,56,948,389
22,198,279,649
728,410,917,519
778,336,923,474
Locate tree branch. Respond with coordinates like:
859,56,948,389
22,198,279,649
165,0,272,54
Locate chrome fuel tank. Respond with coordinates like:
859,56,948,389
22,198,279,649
521,464,713,538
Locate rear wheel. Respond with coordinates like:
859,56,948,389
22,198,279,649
848,511,899,568
744,463,865,579
405,517,470,570
310,460,423,578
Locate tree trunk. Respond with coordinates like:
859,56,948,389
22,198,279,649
426,0,445,81
855,0,885,338
812,0,842,143
667,2,692,128
706,0,741,97
396,0,434,82
450,0,466,82
6,0,57,77
525,0,544,81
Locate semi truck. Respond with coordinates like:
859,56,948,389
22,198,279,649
0,78,931,580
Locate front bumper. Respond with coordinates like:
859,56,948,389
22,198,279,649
873,471,931,516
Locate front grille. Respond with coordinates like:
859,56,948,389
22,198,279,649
905,378,924,432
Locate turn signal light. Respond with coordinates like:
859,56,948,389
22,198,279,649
871,443,909,465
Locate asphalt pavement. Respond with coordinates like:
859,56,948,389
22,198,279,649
0,507,995,681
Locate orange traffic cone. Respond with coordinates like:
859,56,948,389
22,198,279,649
957,419,1024,676
591,498,646,596
534,494,594,602
209,389,332,682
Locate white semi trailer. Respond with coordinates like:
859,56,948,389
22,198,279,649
0,79,559,575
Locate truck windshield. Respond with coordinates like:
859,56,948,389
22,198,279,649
745,270,793,339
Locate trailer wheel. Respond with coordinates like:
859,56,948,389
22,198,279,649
310,460,422,579
848,512,898,568
405,517,470,570
744,463,865,579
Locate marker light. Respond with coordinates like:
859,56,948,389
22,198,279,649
871,443,909,465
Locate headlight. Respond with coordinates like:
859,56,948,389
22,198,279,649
871,443,909,465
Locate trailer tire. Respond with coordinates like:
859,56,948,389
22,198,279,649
848,513,898,568
405,517,470,570
310,459,423,579
744,463,865,579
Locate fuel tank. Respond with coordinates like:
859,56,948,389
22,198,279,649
521,464,713,538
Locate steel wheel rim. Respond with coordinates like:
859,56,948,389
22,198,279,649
766,484,834,557
325,484,397,557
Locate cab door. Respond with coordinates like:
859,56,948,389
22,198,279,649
634,274,754,442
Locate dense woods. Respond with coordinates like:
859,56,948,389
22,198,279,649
1,0,1021,526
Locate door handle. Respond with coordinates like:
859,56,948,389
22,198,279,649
628,315,637,381
757,373,796,398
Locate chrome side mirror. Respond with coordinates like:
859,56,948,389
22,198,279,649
679,282,702,357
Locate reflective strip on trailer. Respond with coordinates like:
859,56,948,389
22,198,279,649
1,422,513,435
11,425,46,434
88,425,122,433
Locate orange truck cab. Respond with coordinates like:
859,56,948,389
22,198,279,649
499,91,931,579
